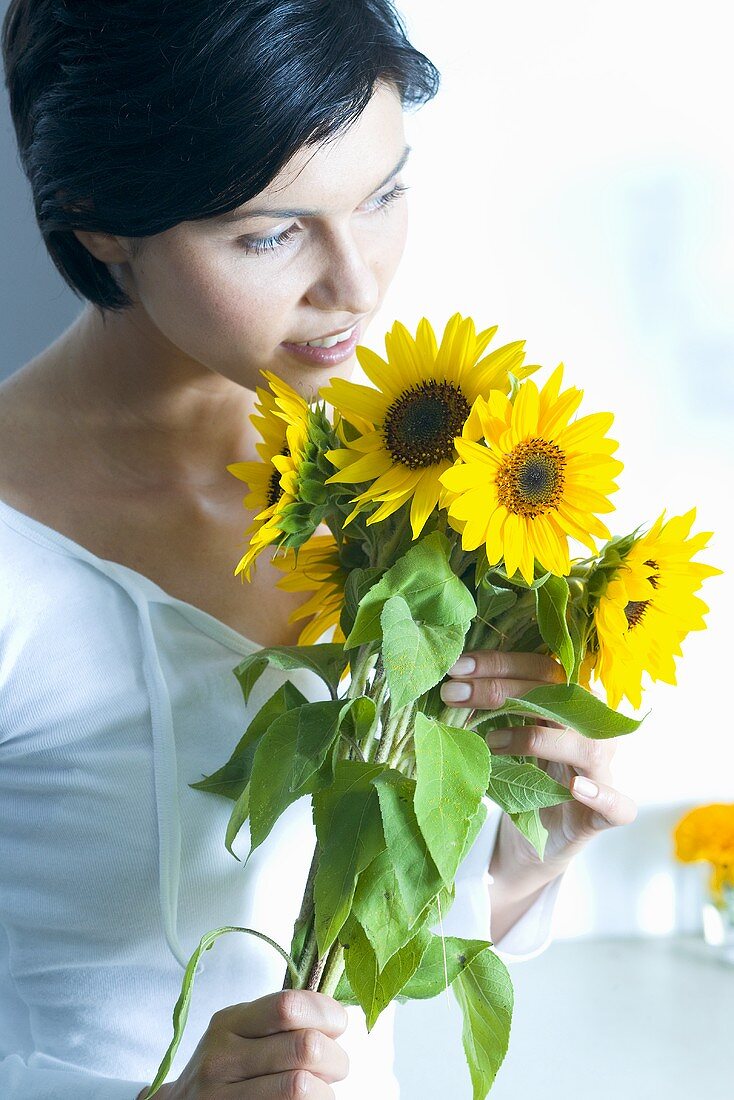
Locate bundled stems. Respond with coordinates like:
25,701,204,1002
281,585,549,994
281,643,386,995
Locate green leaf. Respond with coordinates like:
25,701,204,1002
247,704,341,853
478,682,643,739
289,700,355,793
312,761,387,956
341,916,431,1031
380,595,468,711
567,608,585,685
351,847,414,971
190,682,307,801
413,715,491,885
452,945,514,1100
224,784,250,860
233,643,349,703
475,581,517,625
334,968,361,1006
315,758,388,801
488,564,551,590
460,799,489,867
351,845,456,973
338,695,377,753
399,934,489,1000
340,566,383,639
345,531,476,649
371,769,445,927
535,575,574,681
508,807,549,860
144,925,300,1098
485,757,573,814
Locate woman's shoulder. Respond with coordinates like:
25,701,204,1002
0,493,144,678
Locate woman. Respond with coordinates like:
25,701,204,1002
0,1,637,1097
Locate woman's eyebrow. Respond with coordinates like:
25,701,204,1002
212,144,412,224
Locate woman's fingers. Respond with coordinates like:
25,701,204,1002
483,724,616,772
218,1027,350,1084
568,773,638,830
441,649,565,708
483,724,635,834
441,676,550,708
447,649,566,685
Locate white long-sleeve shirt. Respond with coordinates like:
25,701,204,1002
0,497,565,1099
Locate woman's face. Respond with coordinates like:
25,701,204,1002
111,80,409,398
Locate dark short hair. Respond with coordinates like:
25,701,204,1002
2,0,440,312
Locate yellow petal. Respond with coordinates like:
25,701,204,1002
537,362,566,418
556,411,615,453
324,449,393,484
511,378,540,440
540,386,584,438
485,505,508,564
365,494,409,526
531,515,570,576
320,377,389,425
440,460,492,494
503,511,523,580
409,471,441,539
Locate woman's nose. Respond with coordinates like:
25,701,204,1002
305,228,380,319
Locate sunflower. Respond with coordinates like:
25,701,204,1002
586,509,721,709
320,313,537,538
440,363,623,585
674,804,734,906
271,534,347,645
227,373,310,580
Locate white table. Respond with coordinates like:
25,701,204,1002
393,936,734,1099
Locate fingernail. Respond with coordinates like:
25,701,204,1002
573,776,598,799
447,655,476,677
440,680,472,703
486,730,512,748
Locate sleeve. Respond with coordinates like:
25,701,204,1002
1,927,149,1100
0,1059,149,1099
431,797,566,964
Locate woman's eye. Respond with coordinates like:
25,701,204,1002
365,181,411,213
238,181,410,257
239,224,302,257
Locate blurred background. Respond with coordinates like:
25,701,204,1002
1,0,732,1096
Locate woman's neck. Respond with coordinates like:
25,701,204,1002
46,304,260,491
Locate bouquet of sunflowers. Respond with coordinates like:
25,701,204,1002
146,314,720,1098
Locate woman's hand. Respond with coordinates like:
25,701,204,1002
137,989,350,1099
439,649,638,874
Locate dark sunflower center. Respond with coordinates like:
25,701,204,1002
496,438,567,518
383,380,470,469
266,445,290,508
624,559,660,629
624,600,649,629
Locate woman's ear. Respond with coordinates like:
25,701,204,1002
71,229,131,265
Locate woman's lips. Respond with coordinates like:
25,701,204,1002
280,323,361,365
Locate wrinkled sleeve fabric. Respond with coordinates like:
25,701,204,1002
433,797,566,964
1,926,148,1100
0,1059,148,1099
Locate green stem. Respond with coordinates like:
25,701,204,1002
375,701,414,764
318,943,346,998
386,704,419,767
348,645,376,700
362,664,388,762
282,843,321,990
285,645,381,993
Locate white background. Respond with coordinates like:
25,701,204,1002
2,2,732,1095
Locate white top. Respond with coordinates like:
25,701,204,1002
0,497,565,1099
